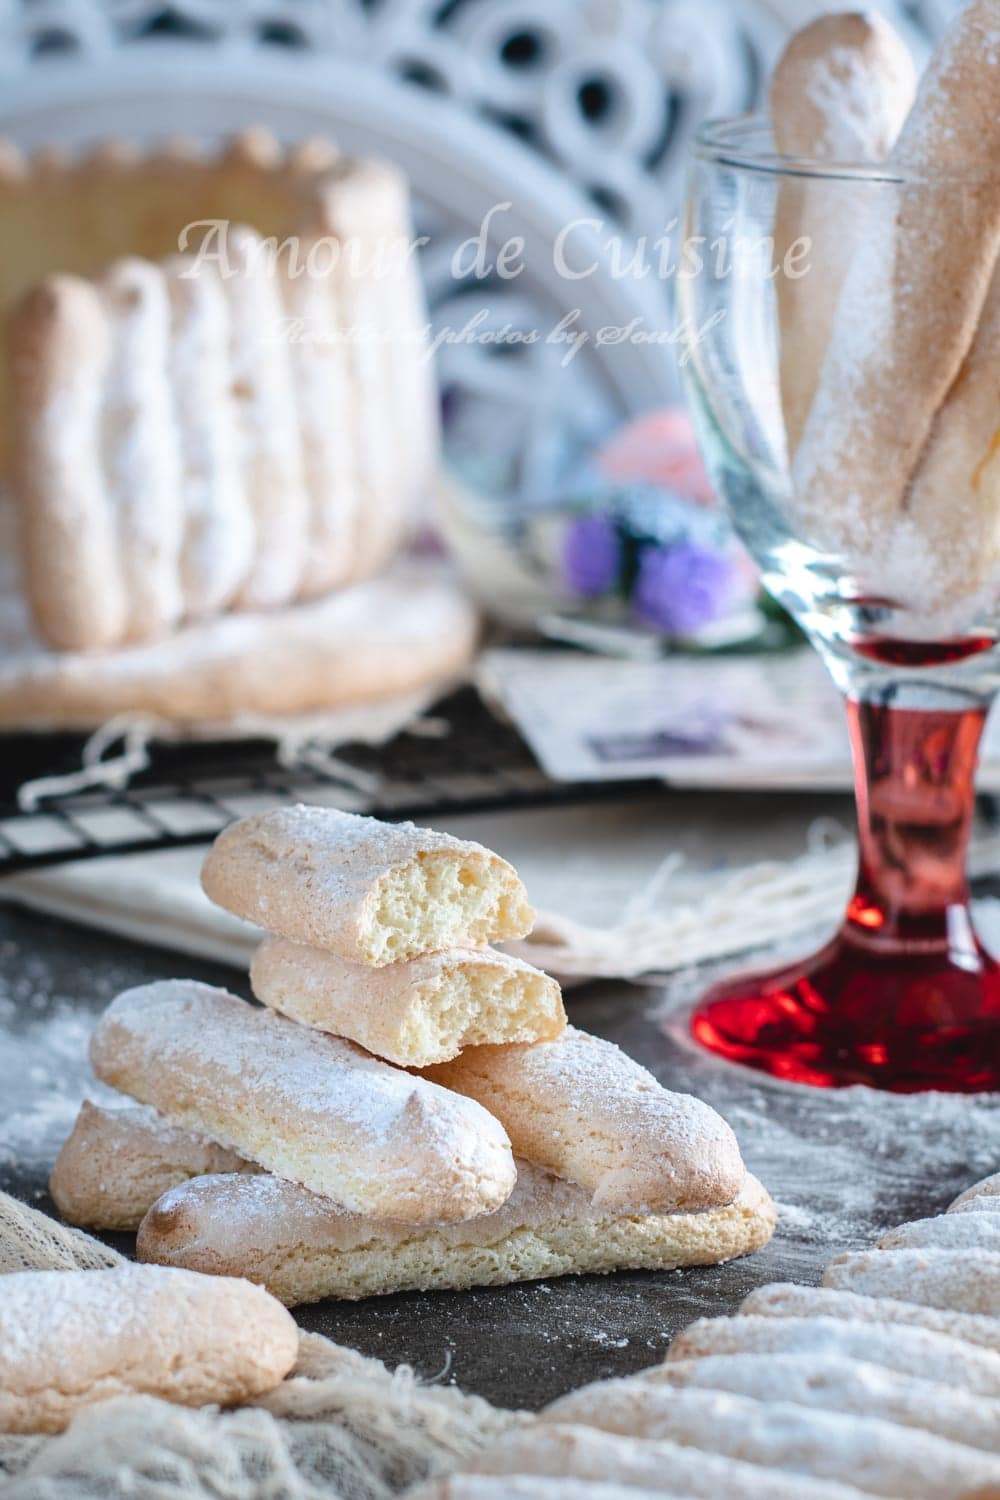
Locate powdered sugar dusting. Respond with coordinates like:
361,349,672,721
94,979,499,1136
658,1348,1000,1459
99,258,184,638
824,1246,1000,1315
877,1211,1000,1250
653,969,1000,1282
0,947,124,1183
220,803,498,872
430,1024,744,1212
791,0,1000,598
147,1161,769,1264
164,256,255,615
223,224,308,607
89,978,515,1217
803,36,914,160
549,1380,1000,1494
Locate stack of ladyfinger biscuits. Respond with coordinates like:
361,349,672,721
51,807,774,1305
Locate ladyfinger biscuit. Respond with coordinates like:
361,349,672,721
457,1422,884,1500
164,256,255,618
951,1172,1000,1212
654,1353,1000,1452
740,1282,1000,1352
281,238,360,598
877,1212,1000,1253
327,162,434,583
99,258,184,642
793,0,1000,558
201,806,534,964
50,1100,259,1232
136,1166,774,1305
300,160,404,592
666,1313,1000,1396
541,1382,1000,1498
891,270,1000,607
250,935,565,1067
89,979,516,1221
223,225,309,609
411,1483,690,1500
770,11,914,163
823,1248,1000,1316
6,276,127,650
770,12,915,455
0,1264,297,1434
424,1026,744,1214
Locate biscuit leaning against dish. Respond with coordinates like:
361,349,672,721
88,978,516,1221
0,1264,297,1434
424,1025,745,1214
223,222,309,611
7,277,126,652
136,1165,775,1305
164,254,255,619
249,934,565,1067
200,804,535,964
99,257,185,643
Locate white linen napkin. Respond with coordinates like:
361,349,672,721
8,800,996,983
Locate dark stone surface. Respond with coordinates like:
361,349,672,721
2,903,998,1412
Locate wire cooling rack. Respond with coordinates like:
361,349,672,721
0,688,650,873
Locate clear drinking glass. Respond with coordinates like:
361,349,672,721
678,116,1000,1091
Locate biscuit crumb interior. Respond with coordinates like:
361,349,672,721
399,965,560,1065
364,853,532,964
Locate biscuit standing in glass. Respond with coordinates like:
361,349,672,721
677,65,1000,1089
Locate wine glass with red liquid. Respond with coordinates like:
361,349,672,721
678,118,1000,1091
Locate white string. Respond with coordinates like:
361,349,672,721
404,715,451,739
17,716,156,812
273,732,383,796
13,696,447,813
515,828,1000,982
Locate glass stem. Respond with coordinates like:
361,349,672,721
843,693,988,957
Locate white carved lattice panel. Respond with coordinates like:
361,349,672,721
0,0,956,499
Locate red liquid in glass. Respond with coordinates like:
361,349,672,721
690,691,1000,1091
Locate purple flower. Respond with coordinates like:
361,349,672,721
562,513,623,597
633,542,736,636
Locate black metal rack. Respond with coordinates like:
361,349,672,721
0,688,652,873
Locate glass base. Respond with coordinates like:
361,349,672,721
691,922,1000,1092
